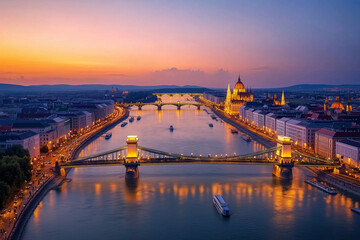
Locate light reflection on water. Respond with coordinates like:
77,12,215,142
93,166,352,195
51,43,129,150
23,165,360,240
79,106,265,158
22,99,360,240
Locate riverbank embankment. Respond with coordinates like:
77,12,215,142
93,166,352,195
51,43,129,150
212,108,276,149
9,176,66,240
319,172,360,198
71,108,129,159
8,107,129,240
209,106,360,197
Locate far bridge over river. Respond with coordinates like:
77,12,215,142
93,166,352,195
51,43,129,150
118,92,218,110
57,136,339,180
119,101,217,110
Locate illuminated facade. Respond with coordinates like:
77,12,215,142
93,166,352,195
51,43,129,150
224,76,253,115
336,139,360,167
346,97,352,112
324,97,329,111
0,131,40,158
273,91,286,106
315,129,360,160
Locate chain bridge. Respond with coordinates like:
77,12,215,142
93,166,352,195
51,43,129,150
56,135,339,180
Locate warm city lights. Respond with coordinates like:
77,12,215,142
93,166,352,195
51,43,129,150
1,1,360,240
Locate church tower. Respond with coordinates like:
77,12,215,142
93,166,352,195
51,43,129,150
324,97,329,111
281,91,285,106
273,94,280,105
346,96,353,112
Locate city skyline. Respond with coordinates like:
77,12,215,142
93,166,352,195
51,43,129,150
1,0,360,87
2,2,360,240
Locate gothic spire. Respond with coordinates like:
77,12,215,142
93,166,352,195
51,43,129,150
281,90,285,105
226,84,231,100
238,74,242,83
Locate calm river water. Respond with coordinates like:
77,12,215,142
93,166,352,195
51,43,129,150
22,98,360,240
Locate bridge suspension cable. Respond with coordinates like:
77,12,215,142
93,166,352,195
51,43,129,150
72,146,128,162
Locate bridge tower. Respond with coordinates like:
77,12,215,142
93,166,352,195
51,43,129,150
177,101,181,110
55,161,66,177
125,135,140,179
157,99,162,110
272,136,294,179
137,103,143,110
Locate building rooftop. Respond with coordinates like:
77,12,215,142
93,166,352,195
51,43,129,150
338,139,360,148
58,111,86,117
287,119,302,125
294,120,333,128
0,130,38,141
44,116,68,123
310,113,333,120
277,117,291,122
12,121,50,129
317,128,360,138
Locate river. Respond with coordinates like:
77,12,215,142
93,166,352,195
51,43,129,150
22,97,360,240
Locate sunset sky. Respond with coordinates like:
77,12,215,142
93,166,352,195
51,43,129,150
1,0,360,88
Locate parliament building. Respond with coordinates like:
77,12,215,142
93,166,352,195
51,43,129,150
224,76,253,115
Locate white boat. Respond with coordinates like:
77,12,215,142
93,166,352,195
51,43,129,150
137,116,141,121
304,179,337,195
209,123,213,127
105,132,112,140
351,208,360,214
213,195,230,217
129,117,134,123
121,122,128,127
169,125,174,131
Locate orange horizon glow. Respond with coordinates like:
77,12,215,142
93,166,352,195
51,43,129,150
1,1,359,87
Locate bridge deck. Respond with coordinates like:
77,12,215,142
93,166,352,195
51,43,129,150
66,145,337,168
62,158,339,168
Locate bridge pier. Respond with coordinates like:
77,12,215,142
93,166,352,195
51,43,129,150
157,105,162,110
177,105,181,110
273,136,294,179
125,136,140,179
125,164,139,179
138,106,142,110
197,105,201,110
55,161,67,177
272,163,293,179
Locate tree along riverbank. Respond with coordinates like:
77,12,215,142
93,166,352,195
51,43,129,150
0,146,32,210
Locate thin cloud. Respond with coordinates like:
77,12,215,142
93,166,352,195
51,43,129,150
0,72,21,75
250,66,270,71
106,73,128,77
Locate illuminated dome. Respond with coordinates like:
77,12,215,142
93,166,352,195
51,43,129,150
234,76,245,90
330,96,345,110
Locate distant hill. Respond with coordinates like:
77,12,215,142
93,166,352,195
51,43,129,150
2,83,359,94
282,84,360,91
0,83,210,94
